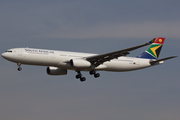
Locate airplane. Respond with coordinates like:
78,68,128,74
1,37,177,82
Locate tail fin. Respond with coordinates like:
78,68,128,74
137,37,165,59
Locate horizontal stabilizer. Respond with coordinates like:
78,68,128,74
150,56,178,65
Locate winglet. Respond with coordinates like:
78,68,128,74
148,38,156,43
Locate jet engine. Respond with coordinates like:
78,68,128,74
46,67,67,75
70,59,91,68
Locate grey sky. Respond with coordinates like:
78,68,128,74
0,0,180,120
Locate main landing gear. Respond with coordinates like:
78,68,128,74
17,63,22,71
89,70,100,78
75,70,100,82
75,71,86,82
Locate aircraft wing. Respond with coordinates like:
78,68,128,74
86,39,156,67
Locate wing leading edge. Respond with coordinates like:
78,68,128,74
86,38,156,67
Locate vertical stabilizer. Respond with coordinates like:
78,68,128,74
137,37,165,59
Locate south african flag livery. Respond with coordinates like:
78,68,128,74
137,37,165,59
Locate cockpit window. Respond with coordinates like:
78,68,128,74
6,50,12,53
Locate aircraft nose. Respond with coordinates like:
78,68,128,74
1,53,5,58
1,52,8,59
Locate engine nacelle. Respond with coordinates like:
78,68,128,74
70,59,91,68
46,67,67,75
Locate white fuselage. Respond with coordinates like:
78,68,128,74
2,48,153,72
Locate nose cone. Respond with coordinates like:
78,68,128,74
1,53,6,58
1,52,9,60
1,52,15,62
1,52,12,61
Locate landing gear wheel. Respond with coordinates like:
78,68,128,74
76,74,82,79
94,73,100,78
89,70,95,75
17,63,22,71
75,71,86,82
80,77,86,82
18,67,22,71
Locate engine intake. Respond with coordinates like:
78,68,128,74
46,67,67,75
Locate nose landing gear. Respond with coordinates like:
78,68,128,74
17,63,22,71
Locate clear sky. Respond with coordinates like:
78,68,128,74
0,0,180,120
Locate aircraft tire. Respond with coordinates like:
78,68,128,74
76,75,81,79
80,77,86,82
94,73,100,78
18,67,22,71
89,70,95,75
